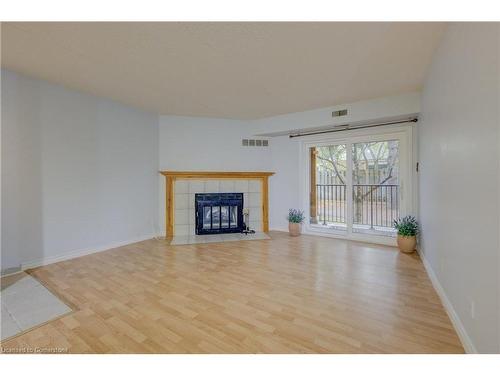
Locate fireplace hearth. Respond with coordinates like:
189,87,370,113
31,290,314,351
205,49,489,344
195,193,244,235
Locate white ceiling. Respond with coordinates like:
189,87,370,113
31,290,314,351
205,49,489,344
1,22,445,119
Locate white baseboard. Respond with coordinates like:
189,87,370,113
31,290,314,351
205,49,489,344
1,267,24,277
21,234,156,270
417,248,477,354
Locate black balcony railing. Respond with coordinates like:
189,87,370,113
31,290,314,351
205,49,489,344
352,184,399,228
315,184,347,225
315,184,399,228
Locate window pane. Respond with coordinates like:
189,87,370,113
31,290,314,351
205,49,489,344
310,145,347,231
352,140,399,235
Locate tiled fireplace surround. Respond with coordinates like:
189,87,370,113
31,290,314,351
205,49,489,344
160,171,274,237
175,179,261,236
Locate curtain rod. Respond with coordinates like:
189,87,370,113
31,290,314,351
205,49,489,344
288,118,418,138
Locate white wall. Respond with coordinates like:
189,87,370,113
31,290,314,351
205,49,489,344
253,92,420,136
268,136,301,231
418,23,499,353
1,70,159,272
159,116,271,171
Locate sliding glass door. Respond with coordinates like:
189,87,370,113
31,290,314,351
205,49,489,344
306,130,411,242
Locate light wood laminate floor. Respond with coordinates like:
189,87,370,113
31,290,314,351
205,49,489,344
0,232,463,353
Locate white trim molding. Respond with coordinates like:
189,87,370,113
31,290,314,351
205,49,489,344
21,234,156,270
418,248,478,354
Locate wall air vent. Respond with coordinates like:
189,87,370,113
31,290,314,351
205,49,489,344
242,139,269,147
332,109,348,117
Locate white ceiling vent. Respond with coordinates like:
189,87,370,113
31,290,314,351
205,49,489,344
242,139,269,147
332,109,348,117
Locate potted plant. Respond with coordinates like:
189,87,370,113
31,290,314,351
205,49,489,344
287,209,305,237
393,216,419,253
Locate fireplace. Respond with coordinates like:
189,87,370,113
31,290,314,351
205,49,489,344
195,193,244,235
160,171,274,236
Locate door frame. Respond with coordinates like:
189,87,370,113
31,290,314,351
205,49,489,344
299,123,416,246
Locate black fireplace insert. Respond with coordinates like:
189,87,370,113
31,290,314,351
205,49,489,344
195,193,244,235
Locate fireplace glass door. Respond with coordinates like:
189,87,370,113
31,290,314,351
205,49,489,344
196,193,243,234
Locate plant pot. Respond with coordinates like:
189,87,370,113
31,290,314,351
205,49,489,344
288,222,302,237
397,234,416,253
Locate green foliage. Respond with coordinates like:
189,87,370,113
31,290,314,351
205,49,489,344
393,216,419,237
287,209,305,224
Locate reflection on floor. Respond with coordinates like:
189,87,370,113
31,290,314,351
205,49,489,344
1,272,72,340
169,231,270,245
